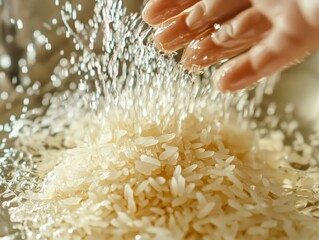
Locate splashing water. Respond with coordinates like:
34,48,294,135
1,0,319,239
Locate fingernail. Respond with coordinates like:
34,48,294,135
181,43,201,70
153,13,201,52
211,25,234,45
154,20,180,52
213,64,239,92
142,0,168,26
143,0,201,26
212,10,270,48
182,37,217,70
211,23,252,49
185,2,206,31
214,65,254,92
213,65,230,91
142,1,153,23
182,32,247,70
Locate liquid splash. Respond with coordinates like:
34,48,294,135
1,0,319,239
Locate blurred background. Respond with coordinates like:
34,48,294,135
0,0,144,123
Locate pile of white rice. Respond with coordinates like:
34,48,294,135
5,90,318,240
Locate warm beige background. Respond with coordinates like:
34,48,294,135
0,0,144,117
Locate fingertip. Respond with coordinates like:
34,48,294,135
181,34,229,71
142,0,201,26
142,0,170,26
213,56,260,92
153,14,196,52
153,25,180,52
141,3,151,24
181,38,207,70
213,64,232,92
142,1,160,26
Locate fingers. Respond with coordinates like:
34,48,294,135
142,0,200,26
215,29,309,92
182,9,271,69
144,0,319,93
151,0,251,52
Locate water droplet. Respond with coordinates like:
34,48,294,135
0,54,11,69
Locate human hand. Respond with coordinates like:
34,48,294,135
143,0,319,92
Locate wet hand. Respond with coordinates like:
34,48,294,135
143,0,319,92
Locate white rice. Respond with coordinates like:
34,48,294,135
6,101,319,240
